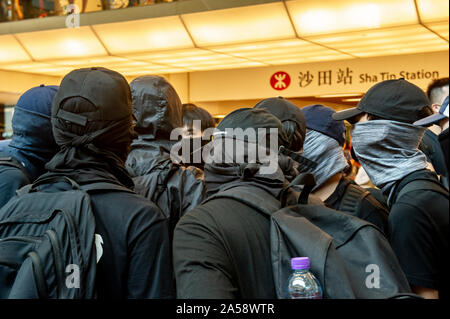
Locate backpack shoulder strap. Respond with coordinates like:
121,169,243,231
0,156,31,182
338,183,370,216
79,182,135,194
16,175,135,196
396,178,449,202
203,185,281,217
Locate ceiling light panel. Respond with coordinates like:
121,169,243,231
416,0,449,23
181,2,295,46
424,21,449,40
209,39,352,65
125,48,266,71
305,25,448,57
120,65,188,76
50,56,130,67
416,0,449,40
0,35,32,64
286,0,418,37
92,16,194,55
0,62,72,76
15,27,107,61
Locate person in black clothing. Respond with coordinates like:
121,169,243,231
182,103,215,136
415,96,449,183
253,97,306,153
420,78,449,187
333,78,449,299
253,97,307,181
181,103,215,169
0,85,59,209
30,67,173,298
301,104,389,235
173,108,289,298
125,75,206,240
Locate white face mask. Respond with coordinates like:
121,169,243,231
351,120,428,191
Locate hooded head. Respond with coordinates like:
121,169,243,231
253,97,306,152
182,103,215,135
6,84,59,180
130,75,183,140
204,108,287,197
46,67,135,186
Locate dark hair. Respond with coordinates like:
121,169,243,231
182,103,215,132
426,77,449,104
282,120,304,152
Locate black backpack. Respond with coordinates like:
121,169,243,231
204,174,415,299
0,175,133,299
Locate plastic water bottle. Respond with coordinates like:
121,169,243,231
287,257,323,299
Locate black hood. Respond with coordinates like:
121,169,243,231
254,97,306,137
130,75,183,139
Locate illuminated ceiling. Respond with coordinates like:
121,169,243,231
0,0,448,77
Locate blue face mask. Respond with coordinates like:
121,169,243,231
301,130,348,190
351,120,428,192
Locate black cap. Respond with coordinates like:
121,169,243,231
216,108,287,143
52,67,132,125
332,78,431,123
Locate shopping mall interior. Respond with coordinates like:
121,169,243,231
0,0,448,138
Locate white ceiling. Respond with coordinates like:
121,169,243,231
0,0,447,77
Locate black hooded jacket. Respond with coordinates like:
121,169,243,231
125,76,206,237
173,108,290,298
0,85,59,208
32,68,173,299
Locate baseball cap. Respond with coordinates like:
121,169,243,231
216,108,287,143
52,67,132,126
16,84,59,117
302,104,346,146
332,78,431,123
414,96,449,126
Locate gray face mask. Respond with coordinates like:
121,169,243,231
351,120,428,194
301,130,348,190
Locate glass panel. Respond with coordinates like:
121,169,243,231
0,0,188,23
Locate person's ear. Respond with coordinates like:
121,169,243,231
431,103,441,114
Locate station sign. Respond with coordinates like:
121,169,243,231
190,51,449,102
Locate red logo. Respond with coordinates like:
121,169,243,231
270,71,291,90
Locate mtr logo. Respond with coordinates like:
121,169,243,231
270,71,291,91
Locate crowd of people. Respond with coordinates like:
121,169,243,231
0,67,448,300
